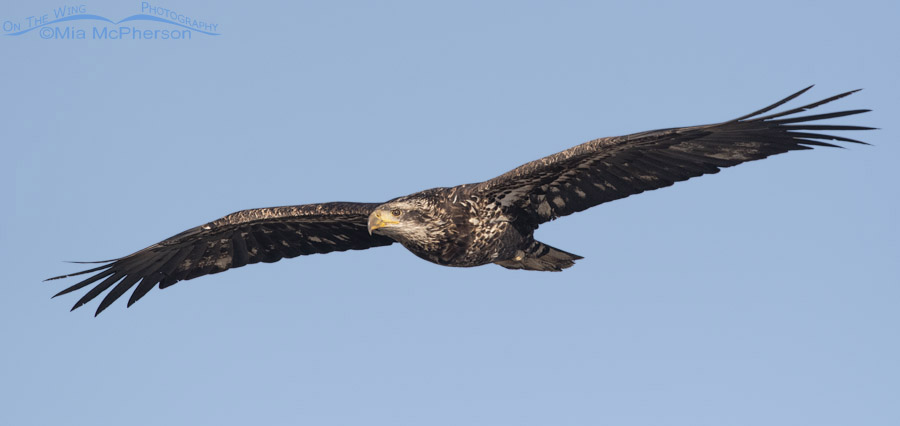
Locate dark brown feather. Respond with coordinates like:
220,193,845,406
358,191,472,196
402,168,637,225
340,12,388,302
46,202,394,315
473,88,871,224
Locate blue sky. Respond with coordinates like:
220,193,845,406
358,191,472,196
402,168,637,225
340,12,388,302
2,1,898,425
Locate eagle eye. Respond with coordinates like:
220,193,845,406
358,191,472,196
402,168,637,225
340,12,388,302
391,209,402,217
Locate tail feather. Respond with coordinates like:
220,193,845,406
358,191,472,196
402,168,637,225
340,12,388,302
494,241,582,272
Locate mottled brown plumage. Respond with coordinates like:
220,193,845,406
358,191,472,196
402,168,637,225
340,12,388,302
48,86,872,315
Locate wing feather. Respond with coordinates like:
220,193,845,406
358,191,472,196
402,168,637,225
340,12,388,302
472,87,871,224
47,202,394,315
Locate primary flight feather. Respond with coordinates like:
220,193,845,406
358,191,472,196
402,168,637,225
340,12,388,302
48,86,872,315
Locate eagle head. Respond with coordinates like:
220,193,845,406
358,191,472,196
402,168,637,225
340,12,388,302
368,198,441,242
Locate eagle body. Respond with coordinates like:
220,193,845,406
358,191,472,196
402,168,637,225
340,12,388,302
47,87,873,315
375,186,553,269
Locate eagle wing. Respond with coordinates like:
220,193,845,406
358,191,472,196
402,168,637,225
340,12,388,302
471,87,872,225
47,202,394,315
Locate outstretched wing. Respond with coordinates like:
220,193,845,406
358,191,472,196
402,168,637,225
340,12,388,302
472,86,872,225
47,202,394,316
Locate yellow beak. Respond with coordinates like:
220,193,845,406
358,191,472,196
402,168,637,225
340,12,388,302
368,212,399,235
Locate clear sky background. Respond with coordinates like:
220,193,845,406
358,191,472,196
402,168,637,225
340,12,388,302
2,1,898,425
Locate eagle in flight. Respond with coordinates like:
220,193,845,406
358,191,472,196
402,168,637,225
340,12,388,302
48,86,871,315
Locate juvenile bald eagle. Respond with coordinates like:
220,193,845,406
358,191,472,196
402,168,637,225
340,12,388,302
48,86,872,315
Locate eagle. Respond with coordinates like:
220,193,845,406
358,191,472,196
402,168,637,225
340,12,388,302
48,86,871,315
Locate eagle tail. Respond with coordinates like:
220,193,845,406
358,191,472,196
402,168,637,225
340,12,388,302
494,241,583,272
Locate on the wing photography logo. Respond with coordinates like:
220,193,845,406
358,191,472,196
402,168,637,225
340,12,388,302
3,2,219,40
